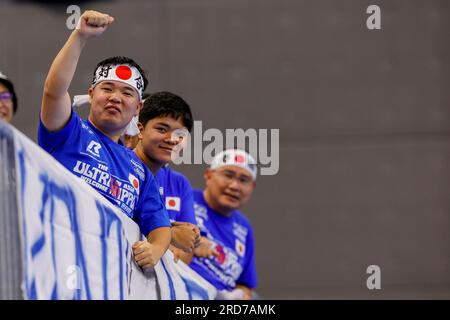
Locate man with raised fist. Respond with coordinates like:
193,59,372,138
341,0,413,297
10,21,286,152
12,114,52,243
38,10,171,270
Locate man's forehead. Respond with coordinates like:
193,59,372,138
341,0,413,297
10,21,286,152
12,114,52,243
99,80,135,91
217,166,253,177
151,116,186,128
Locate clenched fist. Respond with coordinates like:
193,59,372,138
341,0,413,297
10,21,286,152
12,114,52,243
133,240,161,269
77,10,114,38
171,221,201,253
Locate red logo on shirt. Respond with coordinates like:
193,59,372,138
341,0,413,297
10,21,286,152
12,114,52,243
110,177,121,198
215,244,226,265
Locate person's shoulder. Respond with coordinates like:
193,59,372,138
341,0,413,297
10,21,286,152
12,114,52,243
233,211,255,246
192,188,204,200
122,144,138,157
40,109,81,134
38,110,84,150
113,142,139,162
126,149,154,184
164,166,188,180
165,167,193,187
233,209,253,229
77,116,110,142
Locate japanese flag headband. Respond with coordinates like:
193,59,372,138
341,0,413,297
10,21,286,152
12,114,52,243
92,64,144,98
210,149,257,181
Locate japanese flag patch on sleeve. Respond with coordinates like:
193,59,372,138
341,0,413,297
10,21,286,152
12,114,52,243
165,196,181,211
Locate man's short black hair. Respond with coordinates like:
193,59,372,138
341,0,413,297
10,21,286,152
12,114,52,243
93,56,148,92
139,92,193,132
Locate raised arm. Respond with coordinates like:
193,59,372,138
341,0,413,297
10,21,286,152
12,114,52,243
40,10,114,131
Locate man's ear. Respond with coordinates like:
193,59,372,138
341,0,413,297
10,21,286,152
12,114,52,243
88,87,94,103
137,122,143,139
135,100,143,116
204,168,213,183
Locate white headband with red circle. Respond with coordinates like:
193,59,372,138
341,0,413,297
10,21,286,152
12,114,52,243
210,149,257,180
92,64,144,98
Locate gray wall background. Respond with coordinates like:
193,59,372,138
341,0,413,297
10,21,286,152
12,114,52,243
1,0,450,298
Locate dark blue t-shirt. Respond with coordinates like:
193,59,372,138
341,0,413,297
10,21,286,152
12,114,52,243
38,111,170,236
189,189,257,291
155,166,197,225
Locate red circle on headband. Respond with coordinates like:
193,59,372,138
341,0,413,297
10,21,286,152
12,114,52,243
235,155,245,163
115,65,132,80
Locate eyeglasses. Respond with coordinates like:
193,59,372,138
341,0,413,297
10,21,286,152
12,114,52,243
0,92,13,101
214,170,253,186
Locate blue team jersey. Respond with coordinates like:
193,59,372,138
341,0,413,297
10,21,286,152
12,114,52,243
189,189,257,291
155,166,197,225
38,111,171,236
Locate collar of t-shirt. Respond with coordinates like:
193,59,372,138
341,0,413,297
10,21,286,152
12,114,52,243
199,192,237,222
86,119,125,146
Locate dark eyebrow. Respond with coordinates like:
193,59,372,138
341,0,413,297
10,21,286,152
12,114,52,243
122,86,134,93
154,122,171,128
222,169,252,179
222,169,236,176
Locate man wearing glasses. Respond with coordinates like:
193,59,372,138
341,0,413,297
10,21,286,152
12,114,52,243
190,149,258,300
0,72,18,123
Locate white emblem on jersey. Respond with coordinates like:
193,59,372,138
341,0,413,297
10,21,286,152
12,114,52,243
86,141,102,157
233,223,248,242
159,187,164,196
196,217,205,230
235,239,246,257
81,123,94,134
130,159,145,181
194,203,208,221
166,197,181,211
